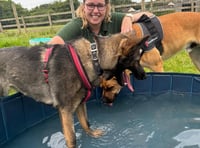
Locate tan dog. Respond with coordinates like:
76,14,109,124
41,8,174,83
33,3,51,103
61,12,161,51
100,76,122,105
101,12,200,103
140,12,200,72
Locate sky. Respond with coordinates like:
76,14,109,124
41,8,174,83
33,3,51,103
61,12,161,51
12,0,83,10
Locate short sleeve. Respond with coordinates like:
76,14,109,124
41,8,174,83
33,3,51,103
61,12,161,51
56,18,83,42
109,12,125,33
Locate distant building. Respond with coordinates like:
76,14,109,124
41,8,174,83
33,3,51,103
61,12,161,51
175,0,200,12
128,7,136,12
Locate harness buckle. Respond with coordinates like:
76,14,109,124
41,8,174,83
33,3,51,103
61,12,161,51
90,43,98,60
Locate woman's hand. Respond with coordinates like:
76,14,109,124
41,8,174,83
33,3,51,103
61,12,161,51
121,12,154,33
121,14,133,33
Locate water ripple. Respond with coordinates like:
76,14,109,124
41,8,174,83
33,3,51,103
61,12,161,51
173,129,200,148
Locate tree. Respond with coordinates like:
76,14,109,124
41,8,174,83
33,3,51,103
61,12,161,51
0,1,13,19
0,1,29,19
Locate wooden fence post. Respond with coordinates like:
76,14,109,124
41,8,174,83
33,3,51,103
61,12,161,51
0,21,3,32
11,2,21,33
21,16,27,32
150,0,153,12
190,0,195,11
112,5,115,12
48,13,52,26
141,0,146,11
69,0,75,19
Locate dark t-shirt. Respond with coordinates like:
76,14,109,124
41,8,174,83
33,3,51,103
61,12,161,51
57,12,125,42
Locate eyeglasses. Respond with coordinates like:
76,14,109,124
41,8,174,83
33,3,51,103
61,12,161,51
85,3,106,11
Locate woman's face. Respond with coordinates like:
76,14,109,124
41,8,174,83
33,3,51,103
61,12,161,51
83,0,107,26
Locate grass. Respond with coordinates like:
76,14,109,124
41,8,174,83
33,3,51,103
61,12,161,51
163,50,199,74
144,50,200,74
0,26,199,95
0,26,62,47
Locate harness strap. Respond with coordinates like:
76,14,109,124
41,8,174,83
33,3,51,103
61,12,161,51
43,47,53,83
84,30,103,76
67,44,92,102
90,42,103,76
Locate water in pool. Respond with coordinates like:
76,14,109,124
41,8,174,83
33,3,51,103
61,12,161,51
3,92,200,148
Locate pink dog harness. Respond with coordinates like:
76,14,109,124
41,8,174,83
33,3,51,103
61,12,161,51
43,47,53,83
67,44,92,102
43,45,92,102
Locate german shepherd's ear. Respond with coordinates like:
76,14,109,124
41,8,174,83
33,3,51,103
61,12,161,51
119,34,149,56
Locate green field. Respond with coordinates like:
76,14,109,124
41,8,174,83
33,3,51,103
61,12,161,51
163,50,199,74
0,26,199,75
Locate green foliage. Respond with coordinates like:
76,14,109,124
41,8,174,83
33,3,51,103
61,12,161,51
30,0,80,14
154,10,175,16
0,1,13,18
110,0,133,5
0,0,80,19
0,1,30,19
0,0,135,19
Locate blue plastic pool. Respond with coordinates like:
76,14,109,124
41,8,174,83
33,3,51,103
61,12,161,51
29,38,52,46
1,73,200,148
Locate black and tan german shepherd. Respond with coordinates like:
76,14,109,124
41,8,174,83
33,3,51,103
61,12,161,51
101,12,200,105
0,31,147,148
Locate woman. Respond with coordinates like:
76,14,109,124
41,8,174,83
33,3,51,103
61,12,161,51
49,0,153,44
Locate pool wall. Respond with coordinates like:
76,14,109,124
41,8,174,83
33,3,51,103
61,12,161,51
0,93,57,146
0,73,200,146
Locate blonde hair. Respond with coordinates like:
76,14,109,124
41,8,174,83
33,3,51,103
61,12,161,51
76,3,112,29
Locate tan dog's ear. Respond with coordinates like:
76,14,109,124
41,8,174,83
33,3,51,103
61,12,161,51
100,77,107,88
100,76,117,88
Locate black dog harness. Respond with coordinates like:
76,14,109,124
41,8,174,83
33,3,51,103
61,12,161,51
137,14,163,54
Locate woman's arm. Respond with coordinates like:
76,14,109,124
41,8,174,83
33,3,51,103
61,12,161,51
48,36,65,45
48,18,83,45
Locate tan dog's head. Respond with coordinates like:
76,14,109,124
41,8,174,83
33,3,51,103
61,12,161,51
99,33,149,105
100,77,122,105
100,69,134,105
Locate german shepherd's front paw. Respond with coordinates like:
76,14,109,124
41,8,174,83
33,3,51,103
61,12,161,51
87,129,104,138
